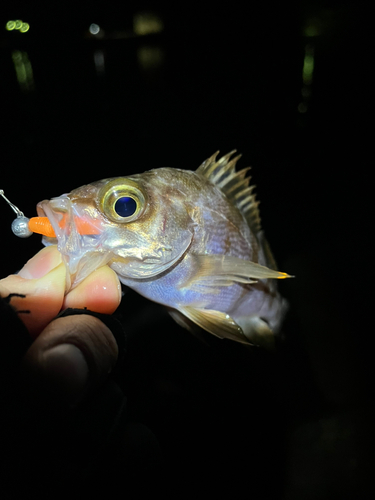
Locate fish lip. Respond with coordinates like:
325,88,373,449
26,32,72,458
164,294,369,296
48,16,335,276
37,197,71,241
37,196,109,290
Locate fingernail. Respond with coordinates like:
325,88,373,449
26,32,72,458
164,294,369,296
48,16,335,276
19,246,62,279
42,343,89,405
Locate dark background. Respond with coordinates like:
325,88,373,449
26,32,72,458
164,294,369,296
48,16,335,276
0,1,372,498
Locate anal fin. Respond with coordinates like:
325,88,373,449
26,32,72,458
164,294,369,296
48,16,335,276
177,306,252,345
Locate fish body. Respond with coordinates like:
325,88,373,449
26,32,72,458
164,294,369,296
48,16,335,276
37,151,290,347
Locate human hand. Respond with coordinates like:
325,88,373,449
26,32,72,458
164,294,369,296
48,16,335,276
0,245,122,337
0,246,122,405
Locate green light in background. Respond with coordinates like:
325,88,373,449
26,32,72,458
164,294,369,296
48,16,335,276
304,26,319,37
12,50,22,62
304,17,321,38
302,45,314,85
6,20,30,32
133,12,164,36
137,46,164,71
6,21,16,31
12,50,35,92
298,44,315,114
20,22,30,33
12,51,27,84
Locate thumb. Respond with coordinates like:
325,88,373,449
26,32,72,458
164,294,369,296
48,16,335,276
22,314,119,407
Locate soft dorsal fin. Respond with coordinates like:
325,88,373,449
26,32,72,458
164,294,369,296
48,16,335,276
196,150,262,233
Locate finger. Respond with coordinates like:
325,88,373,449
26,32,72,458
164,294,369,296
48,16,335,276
23,314,119,407
0,263,66,339
17,246,63,279
0,246,122,337
63,265,122,314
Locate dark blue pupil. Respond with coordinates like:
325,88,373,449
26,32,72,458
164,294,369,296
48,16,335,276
114,196,137,217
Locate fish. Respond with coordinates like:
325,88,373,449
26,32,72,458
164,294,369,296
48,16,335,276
36,151,291,347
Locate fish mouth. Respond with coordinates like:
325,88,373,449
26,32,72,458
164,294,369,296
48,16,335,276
37,197,111,291
37,196,69,242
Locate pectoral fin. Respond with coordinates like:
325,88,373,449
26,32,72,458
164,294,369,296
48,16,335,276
187,254,291,291
177,306,252,344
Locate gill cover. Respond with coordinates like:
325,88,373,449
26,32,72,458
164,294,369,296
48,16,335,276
96,175,195,281
99,178,147,223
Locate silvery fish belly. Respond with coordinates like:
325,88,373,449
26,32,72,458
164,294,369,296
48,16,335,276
37,151,291,347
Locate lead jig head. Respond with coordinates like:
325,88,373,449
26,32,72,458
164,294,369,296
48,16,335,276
1,190,101,238
0,189,33,238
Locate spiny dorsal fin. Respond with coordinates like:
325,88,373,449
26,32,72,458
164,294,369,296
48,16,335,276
197,150,262,233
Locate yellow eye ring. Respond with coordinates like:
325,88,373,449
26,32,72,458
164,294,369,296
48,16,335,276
99,178,146,223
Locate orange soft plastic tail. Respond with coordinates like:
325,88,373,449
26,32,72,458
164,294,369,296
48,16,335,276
29,217,56,237
29,216,101,237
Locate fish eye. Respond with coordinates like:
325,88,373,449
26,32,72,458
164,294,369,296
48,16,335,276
114,196,137,217
99,178,146,223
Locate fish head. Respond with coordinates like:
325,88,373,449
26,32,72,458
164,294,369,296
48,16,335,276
37,171,194,290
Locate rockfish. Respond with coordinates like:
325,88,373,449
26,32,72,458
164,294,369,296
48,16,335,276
36,151,291,347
